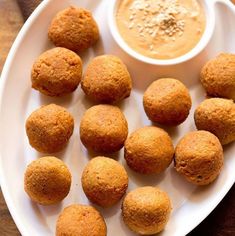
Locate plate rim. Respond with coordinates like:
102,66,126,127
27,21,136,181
0,1,52,235
0,0,234,236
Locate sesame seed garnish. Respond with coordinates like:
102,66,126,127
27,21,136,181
129,0,187,38
128,22,134,29
126,0,193,52
129,15,134,21
118,0,205,59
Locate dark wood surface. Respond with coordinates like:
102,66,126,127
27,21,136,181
0,0,235,235
0,1,22,235
0,0,23,72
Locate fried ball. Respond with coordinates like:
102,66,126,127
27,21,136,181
124,126,174,174
31,47,82,97
82,156,128,207
200,53,235,100
48,7,99,53
26,104,74,153
24,156,71,205
194,98,235,145
143,78,192,126
175,131,223,185
80,105,128,153
56,204,107,236
81,55,132,103
122,186,172,235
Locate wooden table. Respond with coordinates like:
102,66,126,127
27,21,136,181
0,0,23,234
0,0,235,235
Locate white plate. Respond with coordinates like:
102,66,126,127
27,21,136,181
0,0,235,236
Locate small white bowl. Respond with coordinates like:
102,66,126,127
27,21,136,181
108,0,216,66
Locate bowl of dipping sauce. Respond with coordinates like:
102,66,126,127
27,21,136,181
108,0,215,65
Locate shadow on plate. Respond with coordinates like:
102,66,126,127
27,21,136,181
30,200,62,220
83,148,122,161
35,141,70,160
150,121,180,141
90,199,122,219
124,162,167,187
118,213,137,236
39,92,74,108
78,34,105,65
169,167,196,201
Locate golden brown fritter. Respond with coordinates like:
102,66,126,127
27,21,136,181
48,7,99,53
80,104,128,153
175,131,223,185
122,186,172,235
124,126,174,174
26,104,74,153
82,156,128,207
143,78,192,126
194,98,235,145
81,55,132,103
24,156,71,205
56,204,107,236
200,53,235,100
31,47,82,97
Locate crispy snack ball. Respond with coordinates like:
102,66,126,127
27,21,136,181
26,104,74,153
124,126,174,174
56,204,107,236
31,47,82,97
175,131,223,185
24,156,71,205
82,156,128,207
143,78,192,126
81,55,132,103
194,98,235,145
201,53,235,100
122,186,172,235
80,104,128,153
48,7,99,52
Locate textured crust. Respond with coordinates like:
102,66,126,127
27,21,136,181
81,55,132,103
122,186,172,235
81,156,128,207
194,98,235,145
124,126,174,174
26,104,74,153
200,53,235,100
31,47,82,97
174,131,224,185
56,204,107,236
143,78,192,126
80,105,128,153
48,6,99,52
24,156,71,205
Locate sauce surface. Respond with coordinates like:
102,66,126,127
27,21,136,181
116,0,206,59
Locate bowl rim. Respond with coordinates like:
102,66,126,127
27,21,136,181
108,0,216,66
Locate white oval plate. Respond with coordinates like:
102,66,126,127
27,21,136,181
0,0,235,236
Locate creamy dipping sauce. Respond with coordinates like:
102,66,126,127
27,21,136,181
116,0,206,59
